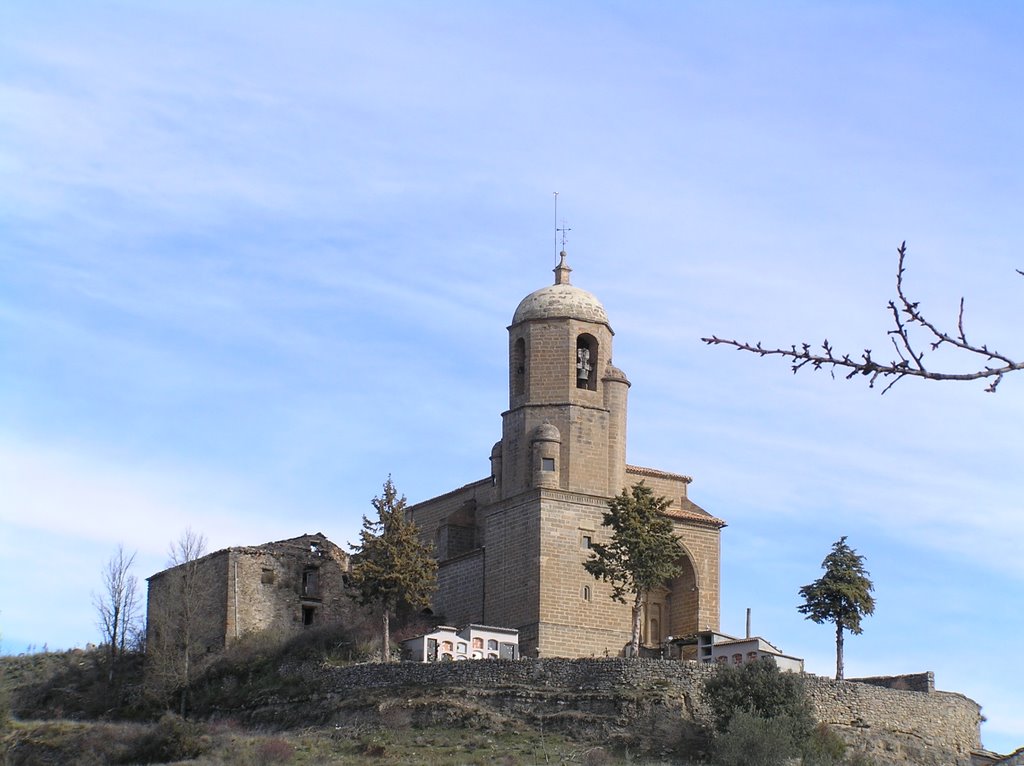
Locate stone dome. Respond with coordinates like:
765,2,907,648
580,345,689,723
531,422,561,443
512,284,609,326
511,252,610,327
602,361,630,384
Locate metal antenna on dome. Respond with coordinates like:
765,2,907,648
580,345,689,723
553,191,559,259
554,193,571,254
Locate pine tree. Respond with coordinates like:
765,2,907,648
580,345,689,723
583,482,683,657
798,536,875,680
349,477,437,662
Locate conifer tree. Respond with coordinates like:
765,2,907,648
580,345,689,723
798,536,875,679
583,482,682,657
349,477,437,662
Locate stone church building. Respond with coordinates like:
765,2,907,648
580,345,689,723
408,253,725,659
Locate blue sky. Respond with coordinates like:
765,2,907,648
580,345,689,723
2,0,1023,753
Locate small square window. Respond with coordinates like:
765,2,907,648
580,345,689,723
542,457,556,472
261,568,275,585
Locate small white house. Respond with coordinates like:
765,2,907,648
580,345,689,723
402,624,520,662
708,635,804,673
673,630,803,672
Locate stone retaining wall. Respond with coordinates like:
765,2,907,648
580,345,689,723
850,671,934,693
313,657,981,763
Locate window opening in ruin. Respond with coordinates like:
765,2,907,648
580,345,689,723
576,334,598,390
513,337,526,397
261,568,275,585
302,606,316,626
310,542,321,555
542,457,555,472
302,568,319,598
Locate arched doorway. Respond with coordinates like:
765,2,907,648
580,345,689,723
666,553,699,638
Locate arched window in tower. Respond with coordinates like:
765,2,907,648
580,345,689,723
576,334,598,390
513,337,526,397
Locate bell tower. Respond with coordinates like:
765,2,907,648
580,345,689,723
498,252,630,499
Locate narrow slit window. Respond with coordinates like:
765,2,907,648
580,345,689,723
513,338,526,397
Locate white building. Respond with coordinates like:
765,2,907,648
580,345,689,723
402,624,520,662
668,630,804,672
695,630,804,672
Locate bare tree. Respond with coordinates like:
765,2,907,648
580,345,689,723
147,527,208,715
93,544,141,681
703,242,1024,393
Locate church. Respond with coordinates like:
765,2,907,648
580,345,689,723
408,251,725,658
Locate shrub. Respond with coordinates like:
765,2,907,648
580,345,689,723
711,710,802,766
703,658,813,738
128,712,211,763
254,736,294,765
802,723,847,766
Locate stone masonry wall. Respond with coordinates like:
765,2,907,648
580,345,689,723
435,549,484,626
147,533,350,661
226,534,350,641
147,550,230,656
808,674,981,759
308,659,981,764
851,672,934,693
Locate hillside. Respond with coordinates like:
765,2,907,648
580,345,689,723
0,636,996,766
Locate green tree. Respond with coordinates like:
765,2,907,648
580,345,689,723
798,536,875,680
349,477,437,662
583,482,682,657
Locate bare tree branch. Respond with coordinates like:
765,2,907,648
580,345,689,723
93,543,141,681
702,242,1024,393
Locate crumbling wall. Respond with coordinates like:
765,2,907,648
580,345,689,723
227,533,350,641
146,532,351,665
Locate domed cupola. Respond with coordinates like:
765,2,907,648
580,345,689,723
511,252,611,330
499,251,629,499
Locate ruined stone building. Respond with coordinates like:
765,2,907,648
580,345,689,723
146,532,349,655
408,253,726,659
